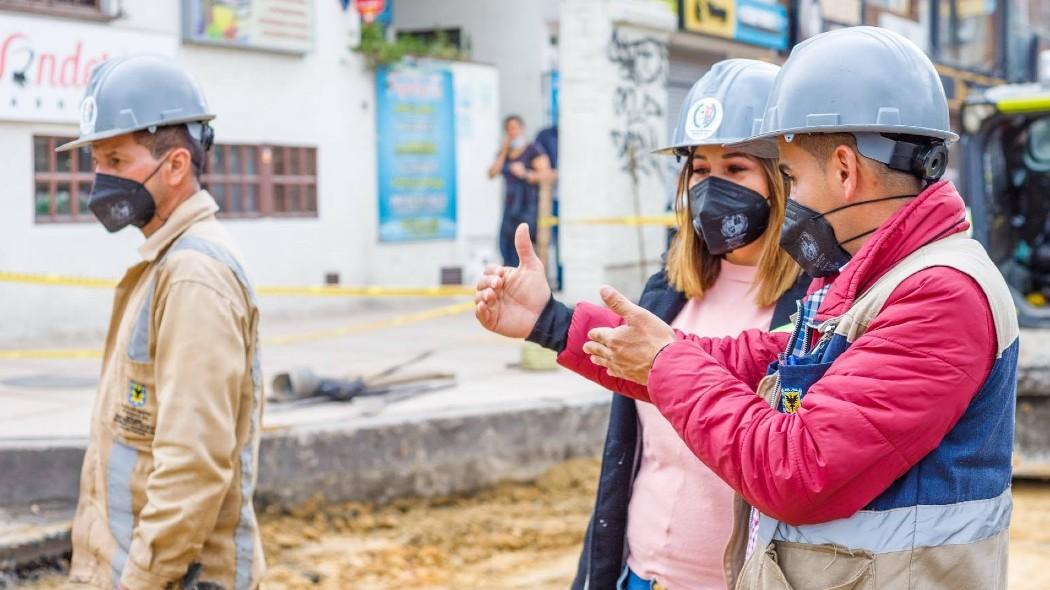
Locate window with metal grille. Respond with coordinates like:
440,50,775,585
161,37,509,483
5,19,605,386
203,144,318,217
33,136,94,223
33,136,319,223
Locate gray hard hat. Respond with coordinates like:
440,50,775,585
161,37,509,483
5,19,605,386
57,54,215,152
656,59,780,158
732,26,958,159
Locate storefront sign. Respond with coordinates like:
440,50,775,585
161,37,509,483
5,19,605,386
735,0,788,51
0,16,176,123
681,0,788,51
183,0,314,54
682,0,736,40
376,64,458,242
820,0,862,25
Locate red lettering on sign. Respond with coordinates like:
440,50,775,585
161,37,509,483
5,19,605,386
0,33,29,80
36,52,56,87
1,32,110,90
59,42,82,87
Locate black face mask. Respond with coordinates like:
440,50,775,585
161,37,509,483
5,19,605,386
688,176,770,255
779,195,914,278
88,158,167,233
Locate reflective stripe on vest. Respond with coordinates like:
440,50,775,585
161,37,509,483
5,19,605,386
121,235,261,590
754,234,1019,557
757,487,1011,553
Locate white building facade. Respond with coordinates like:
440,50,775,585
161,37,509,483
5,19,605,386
0,0,500,343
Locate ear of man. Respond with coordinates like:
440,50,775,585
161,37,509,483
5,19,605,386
796,133,922,196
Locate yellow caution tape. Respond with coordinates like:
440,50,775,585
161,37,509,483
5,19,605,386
0,301,476,360
0,271,118,289
540,214,677,228
0,271,473,298
263,301,475,346
256,285,474,298
0,347,105,360
2,213,680,293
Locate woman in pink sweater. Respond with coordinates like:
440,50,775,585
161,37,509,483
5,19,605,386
475,59,807,589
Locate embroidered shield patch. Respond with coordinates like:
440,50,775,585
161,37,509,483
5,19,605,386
128,381,148,408
783,388,802,414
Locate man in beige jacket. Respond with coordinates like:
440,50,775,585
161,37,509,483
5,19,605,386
57,54,265,590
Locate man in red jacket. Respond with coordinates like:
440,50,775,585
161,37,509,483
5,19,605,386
476,27,1018,589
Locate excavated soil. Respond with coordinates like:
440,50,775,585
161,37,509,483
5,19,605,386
14,460,1050,589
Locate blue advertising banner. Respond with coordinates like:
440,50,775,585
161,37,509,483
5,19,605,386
376,65,457,242
734,0,788,51
548,70,559,126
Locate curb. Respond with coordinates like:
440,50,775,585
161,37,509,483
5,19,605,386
0,396,610,569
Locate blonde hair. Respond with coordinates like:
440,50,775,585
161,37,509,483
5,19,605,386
665,150,801,307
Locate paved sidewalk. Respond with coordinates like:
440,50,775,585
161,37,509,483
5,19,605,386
0,299,605,444
6,298,1049,571
0,299,613,568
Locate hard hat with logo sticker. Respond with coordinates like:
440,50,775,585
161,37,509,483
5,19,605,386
656,59,780,158
57,54,215,152
732,26,956,181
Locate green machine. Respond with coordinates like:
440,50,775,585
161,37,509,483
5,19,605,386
961,83,1050,477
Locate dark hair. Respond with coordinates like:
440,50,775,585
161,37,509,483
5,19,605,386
503,115,524,130
792,132,922,192
132,124,205,178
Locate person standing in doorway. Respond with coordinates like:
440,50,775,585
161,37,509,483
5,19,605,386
488,115,552,267
534,124,562,289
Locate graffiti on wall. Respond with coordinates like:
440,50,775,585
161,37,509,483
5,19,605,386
607,29,667,179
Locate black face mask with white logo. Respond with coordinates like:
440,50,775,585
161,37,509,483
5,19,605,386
779,195,914,278
87,157,167,233
688,176,770,255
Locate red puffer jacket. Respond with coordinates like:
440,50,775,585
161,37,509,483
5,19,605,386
558,181,997,525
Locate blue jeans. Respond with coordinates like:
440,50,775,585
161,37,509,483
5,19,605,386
617,567,665,590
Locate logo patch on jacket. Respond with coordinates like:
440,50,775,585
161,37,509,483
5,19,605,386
783,388,802,414
128,381,148,408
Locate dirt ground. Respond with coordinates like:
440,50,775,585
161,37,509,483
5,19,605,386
14,459,1050,589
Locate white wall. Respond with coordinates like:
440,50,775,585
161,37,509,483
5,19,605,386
0,0,377,343
558,0,676,303
0,0,505,344
360,60,501,290
393,0,549,133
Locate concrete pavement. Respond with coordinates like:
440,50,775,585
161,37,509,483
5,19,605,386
5,297,1050,570
0,298,612,569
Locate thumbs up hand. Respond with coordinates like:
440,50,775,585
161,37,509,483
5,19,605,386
475,223,552,338
582,286,677,385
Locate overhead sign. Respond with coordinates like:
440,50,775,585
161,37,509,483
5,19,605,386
0,16,177,124
376,65,458,242
183,0,314,54
735,0,788,51
681,0,788,51
820,0,861,26
354,0,386,24
682,0,736,40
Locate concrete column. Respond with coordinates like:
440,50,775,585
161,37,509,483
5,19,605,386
558,0,676,304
